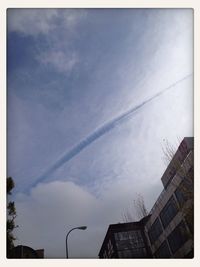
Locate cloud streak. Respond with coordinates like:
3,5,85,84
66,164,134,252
26,74,192,191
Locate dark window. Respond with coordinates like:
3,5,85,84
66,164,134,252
167,221,189,254
185,213,194,235
115,230,145,249
114,230,148,258
182,167,193,197
187,166,194,179
166,166,176,187
107,239,114,257
103,250,108,258
160,196,178,228
118,250,133,258
154,241,171,258
175,167,193,207
118,247,147,258
175,186,186,206
175,170,193,226
148,218,163,244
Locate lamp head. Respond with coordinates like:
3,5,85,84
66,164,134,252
78,226,87,230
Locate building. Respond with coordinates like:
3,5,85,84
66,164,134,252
98,137,194,258
10,245,44,258
98,216,152,258
145,137,194,258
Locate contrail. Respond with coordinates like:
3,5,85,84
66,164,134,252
29,74,192,189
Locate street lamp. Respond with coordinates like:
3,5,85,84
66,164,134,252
66,226,87,258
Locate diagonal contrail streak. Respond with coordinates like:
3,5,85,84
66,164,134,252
29,74,192,189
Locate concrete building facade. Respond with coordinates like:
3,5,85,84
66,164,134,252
98,137,194,258
145,137,194,258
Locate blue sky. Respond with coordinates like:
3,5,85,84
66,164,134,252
7,8,193,258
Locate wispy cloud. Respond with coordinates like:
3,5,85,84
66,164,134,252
8,9,86,74
7,9,58,36
28,74,192,191
7,8,87,36
38,50,79,73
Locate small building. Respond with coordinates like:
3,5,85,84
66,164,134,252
98,216,152,258
10,245,44,258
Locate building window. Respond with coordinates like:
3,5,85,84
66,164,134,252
175,186,187,206
107,239,114,257
103,250,108,258
115,231,129,241
160,196,178,229
114,230,147,258
115,230,145,249
148,218,163,244
175,167,193,207
185,213,194,235
187,166,194,180
167,221,189,254
128,230,145,247
118,249,133,258
154,241,171,258
118,247,147,258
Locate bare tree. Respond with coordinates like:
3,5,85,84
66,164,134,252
122,194,148,223
134,194,148,220
122,205,137,223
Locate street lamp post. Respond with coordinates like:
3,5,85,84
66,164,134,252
66,226,87,258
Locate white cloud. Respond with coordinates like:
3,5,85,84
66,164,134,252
14,180,159,258
14,181,97,257
7,9,87,36
62,9,87,29
7,9,86,74
38,50,79,73
7,9,58,36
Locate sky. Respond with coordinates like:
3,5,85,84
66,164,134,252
7,8,193,258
